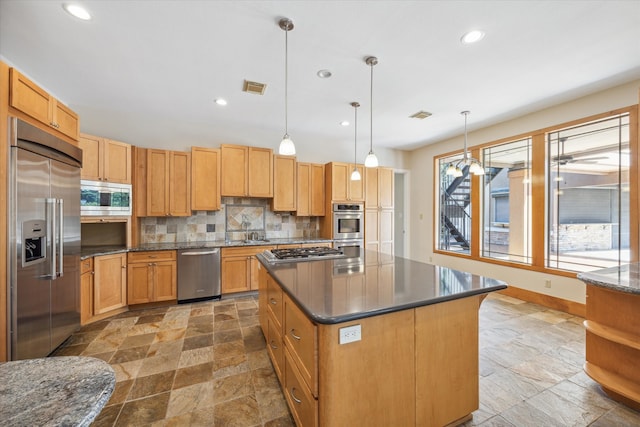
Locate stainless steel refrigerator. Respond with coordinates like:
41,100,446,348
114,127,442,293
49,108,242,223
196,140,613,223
8,118,82,360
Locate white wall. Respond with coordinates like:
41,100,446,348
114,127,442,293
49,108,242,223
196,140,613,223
408,79,640,304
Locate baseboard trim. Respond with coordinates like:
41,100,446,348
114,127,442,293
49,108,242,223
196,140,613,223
498,287,586,317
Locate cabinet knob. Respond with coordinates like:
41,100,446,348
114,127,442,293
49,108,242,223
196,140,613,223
91,271,95,275
269,298,277,305
289,387,303,404
122,265,126,269
289,329,301,341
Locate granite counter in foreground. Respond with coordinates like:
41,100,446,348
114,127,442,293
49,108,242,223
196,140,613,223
577,262,640,295
257,250,508,324
0,356,115,427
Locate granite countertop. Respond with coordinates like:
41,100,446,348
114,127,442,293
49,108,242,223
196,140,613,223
81,238,333,259
0,356,115,427
577,262,640,295
257,250,508,324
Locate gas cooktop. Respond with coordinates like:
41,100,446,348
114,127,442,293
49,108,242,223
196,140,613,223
262,246,345,263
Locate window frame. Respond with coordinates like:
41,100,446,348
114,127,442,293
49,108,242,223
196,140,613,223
433,105,638,278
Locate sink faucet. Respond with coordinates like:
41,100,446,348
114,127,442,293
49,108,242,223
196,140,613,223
242,215,250,242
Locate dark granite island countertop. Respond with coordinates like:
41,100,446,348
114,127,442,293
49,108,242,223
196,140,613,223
257,250,507,324
0,356,115,426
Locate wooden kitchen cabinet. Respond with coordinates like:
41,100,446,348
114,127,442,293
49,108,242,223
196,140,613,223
325,162,365,202
78,134,132,183
146,149,191,217
191,146,221,211
365,167,393,209
220,144,273,197
296,163,325,216
9,68,79,140
127,251,177,305
272,154,297,211
93,253,127,315
221,246,274,294
365,166,394,255
80,257,94,325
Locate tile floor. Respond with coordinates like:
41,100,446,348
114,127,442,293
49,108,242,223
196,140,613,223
51,293,640,426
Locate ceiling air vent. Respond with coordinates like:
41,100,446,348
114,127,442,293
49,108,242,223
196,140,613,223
410,111,432,119
243,80,267,95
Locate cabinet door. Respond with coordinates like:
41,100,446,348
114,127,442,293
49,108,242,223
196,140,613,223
9,68,51,126
348,164,365,202
127,262,153,304
379,209,394,255
80,261,94,325
248,147,273,197
221,144,248,196
379,167,394,209
52,100,79,140
191,147,221,211
296,163,311,216
146,149,169,216
330,162,349,201
221,256,251,294
104,139,132,184
94,253,127,314
365,167,379,209
154,261,177,301
310,163,325,216
365,209,380,248
169,151,191,216
273,155,296,211
78,134,102,181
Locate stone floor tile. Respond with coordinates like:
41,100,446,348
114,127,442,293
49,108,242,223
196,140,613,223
178,346,214,369
173,361,214,390
115,391,170,426
110,345,150,364
129,370,176,400
182,333,214,351
119,332,157,349
213,395,262,426
213,371,254,404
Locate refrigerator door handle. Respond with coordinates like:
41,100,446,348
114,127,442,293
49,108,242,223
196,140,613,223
47,198,57,279
57,198,64,277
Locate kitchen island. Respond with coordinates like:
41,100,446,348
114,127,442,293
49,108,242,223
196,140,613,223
578,263,640,411
257,250,507,427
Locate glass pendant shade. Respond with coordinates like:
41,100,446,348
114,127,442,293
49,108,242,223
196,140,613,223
445,163,457,176
279,134,295,155
364,151,379,168
469,161,484,175
351,168,361,181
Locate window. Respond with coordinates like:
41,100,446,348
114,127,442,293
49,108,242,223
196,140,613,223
546,113,630,272
482,138,532,264
438,154,471,254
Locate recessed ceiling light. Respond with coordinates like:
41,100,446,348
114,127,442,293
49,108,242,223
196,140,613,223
62,3,91,20
214,98,228,106
461,30,485,44
317,69,332,78
340,121,350,127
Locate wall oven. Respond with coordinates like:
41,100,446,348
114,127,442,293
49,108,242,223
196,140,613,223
80,180,132,216
332,203,364,240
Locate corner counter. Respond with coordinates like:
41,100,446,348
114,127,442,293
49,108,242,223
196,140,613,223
0,356,115,426
578,263,640,411
257,250,507,427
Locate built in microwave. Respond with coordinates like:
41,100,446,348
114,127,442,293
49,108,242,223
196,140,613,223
80,180,132,216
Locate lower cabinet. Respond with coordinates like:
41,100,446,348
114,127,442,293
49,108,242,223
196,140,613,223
80,258,94,325
93,253,128,315
127,251,177,305
221,246,274,294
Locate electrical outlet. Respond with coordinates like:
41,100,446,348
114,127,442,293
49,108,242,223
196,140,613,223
339,324,361,344
545,280,552,288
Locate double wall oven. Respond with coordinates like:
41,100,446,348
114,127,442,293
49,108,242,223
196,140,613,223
332,203,364,260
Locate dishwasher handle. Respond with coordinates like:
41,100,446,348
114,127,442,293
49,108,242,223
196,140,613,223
180,250,219,256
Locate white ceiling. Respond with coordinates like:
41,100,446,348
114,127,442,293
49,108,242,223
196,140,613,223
1,1,640,160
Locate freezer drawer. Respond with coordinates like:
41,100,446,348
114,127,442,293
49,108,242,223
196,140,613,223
177,248,221,302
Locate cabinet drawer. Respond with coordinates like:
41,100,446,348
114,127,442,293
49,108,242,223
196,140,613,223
267,314,284,384
284,295,318,396
222,246,272,258
285,347,318,427
81,258,93,275
266,276,283,330
128,250,176,263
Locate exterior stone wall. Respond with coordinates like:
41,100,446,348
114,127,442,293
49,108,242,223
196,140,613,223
549,223,613,252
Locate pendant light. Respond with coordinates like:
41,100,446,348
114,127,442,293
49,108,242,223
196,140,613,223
350,102,361,181
364,56,379,168
445,111,484,177
278,18,296,155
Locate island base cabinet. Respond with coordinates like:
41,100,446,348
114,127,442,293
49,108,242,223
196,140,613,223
285,347,318,427
317,309,416,427
415,296,480,427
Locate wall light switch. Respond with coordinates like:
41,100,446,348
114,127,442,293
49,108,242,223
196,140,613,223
339,324,361,344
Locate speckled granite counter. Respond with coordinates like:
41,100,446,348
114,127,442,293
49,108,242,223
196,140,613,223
577,262,640,295
0,356,115,427
81,238,333,259
257,250,508,324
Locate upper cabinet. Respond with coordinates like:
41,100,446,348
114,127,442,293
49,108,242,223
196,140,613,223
325,162,365,202
365,167,394,209
135,148,191,217
78,134,132,184
220,144,273,197
9,68,79,141
297,163,325,217
191,146,221,211
272,155,297,212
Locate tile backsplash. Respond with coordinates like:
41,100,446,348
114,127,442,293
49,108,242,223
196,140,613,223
139,197,319,243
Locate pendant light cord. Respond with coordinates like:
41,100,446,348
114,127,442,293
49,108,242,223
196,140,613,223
369,61,373,153
463,111,468,161
284,27,289,136
354,104,358,162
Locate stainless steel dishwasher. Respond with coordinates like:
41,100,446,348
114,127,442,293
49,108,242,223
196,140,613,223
177,248,221,303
